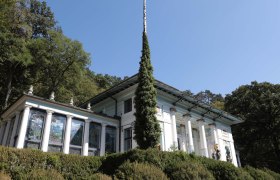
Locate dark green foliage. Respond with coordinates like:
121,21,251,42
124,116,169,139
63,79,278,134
22,169,64,180
114,161,168,180
244,166,274,180
0,146,102,179
165,161,214,180
263,168,280,180
196,156,253,180
225,81,280,172
134,32,161,149
99,148,190,175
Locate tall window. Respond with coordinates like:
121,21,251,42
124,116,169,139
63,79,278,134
6,116,15,146
69,119,84,155
25,109,46,149
124,98,132,114
124,127,132,151
0,122,7,145
48,114,66,152
89,122,102,156
105,126,116,153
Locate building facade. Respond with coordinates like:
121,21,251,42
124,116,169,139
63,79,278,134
0,74,243,166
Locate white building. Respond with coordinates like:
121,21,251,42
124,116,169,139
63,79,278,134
0,74,243,166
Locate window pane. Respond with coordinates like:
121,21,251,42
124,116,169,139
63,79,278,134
124,128,132,152
89,123,101,149
124,98,132,113
70,119,84,146
69,147,82,155
49,114,66,145
25,141,40,149
25,109,45,147
6,117,15,146
48,145,63,152
105,126,116,153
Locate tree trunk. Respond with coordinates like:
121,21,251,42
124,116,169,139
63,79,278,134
4,68,13,109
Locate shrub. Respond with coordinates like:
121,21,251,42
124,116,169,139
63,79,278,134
0,146,102,179
244,166,274,180
262,168,280,180
100,148,190,175
22,169,64,180
114,161,168,180
196,156,253,180
0,172,11,180
89,173,112,180
165,161,214,180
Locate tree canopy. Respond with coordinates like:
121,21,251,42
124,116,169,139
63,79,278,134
0,0,123,112
225,81,280,173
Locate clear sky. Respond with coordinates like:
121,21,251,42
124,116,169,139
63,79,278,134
45,0,280,95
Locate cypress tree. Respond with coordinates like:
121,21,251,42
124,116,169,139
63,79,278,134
134,29,161,149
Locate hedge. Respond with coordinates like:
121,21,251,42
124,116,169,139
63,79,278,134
115,161,168,180
0,146,102,179
1,146,280,180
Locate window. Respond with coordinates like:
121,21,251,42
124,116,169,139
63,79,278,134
25,109,46,149
89,122,102,156
48,114,66,152
124,98,132,114
69,119,84,155
105,126,116,153
124,127,132,151
0,122,7,145
6,116,15,146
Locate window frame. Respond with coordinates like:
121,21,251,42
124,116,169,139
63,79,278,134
124,127,132,152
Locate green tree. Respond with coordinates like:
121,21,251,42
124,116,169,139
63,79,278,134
134,31,161,149
225,81,280,173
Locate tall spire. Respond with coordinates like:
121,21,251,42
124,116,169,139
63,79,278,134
143,0,147,33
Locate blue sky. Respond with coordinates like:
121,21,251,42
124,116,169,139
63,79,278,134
46,0,280,95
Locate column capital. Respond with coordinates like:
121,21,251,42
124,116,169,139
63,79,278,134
183,113,192,118
46,110,54,114
66,114,73,119
24,105,33,109
15,111,21,116
170,107,177,112
101,123,107,127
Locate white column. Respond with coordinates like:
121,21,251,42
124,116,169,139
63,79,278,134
63,115,73,154
183,114,194,153
16,105,31,149
83,121,90,156
229,133,238,167
2,120,11,146
180,125,186,151
209,123,218,157
197,119,209,157
9,112,20,147
170,107,178,148
100,123,107,156
41,110,53,152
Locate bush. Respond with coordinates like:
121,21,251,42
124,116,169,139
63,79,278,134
89,173,112,180
0,172,11,180
244,166,274,180
22,169,64,180
0,146,102,179
262,168,280,180
100,148,190,175
114,161,168,180
165,161,214,180
196,156,253,180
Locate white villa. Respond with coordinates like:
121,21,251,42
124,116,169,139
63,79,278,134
0,74,243,167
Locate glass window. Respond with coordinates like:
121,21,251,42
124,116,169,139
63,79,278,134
25,109,46,149
48,114,66,152
124,98,132,114
0,122,7,145
89,123,101,149
105,126,116,153
124,127,132,152
70,119,84,146
6,117,15,146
